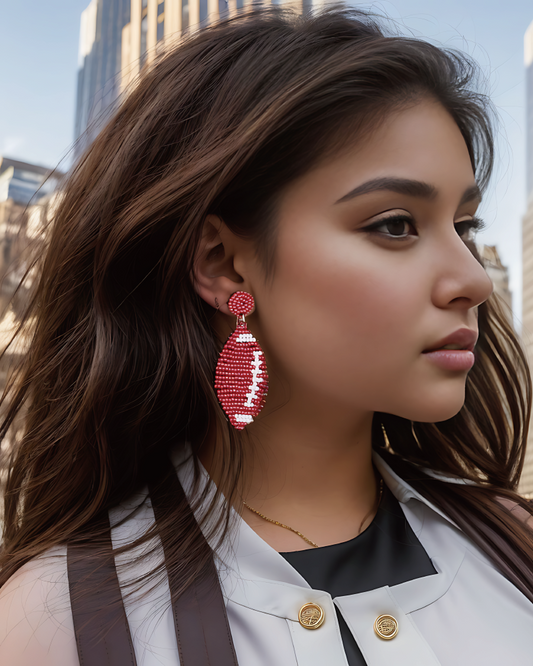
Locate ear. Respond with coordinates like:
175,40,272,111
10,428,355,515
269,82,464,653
192,215,247,316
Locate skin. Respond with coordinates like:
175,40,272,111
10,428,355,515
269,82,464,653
194,98,493,552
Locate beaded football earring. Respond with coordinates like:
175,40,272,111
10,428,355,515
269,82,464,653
214,291,269,430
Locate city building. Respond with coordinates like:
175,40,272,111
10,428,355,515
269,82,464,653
0,157,61,312
0,159,61,460
0,157,61,306
478,244,513,319
522,20,533,495
75,0,132,157
75,0,315,155
119,0,315,89
0,157,59,207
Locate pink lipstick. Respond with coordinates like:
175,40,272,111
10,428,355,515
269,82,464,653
422,328,478,372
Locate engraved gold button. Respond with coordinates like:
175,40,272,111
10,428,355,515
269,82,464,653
374,614,399,640
298,603,325,629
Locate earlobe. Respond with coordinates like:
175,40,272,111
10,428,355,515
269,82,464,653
192,215,246,316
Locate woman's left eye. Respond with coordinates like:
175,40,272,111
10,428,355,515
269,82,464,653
363,215,415,239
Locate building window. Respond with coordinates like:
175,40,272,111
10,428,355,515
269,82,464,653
157,1,165,41
236,0,243,8
182,0,189,33
140,0,149,66
123,0,131,24
200,0,208,22
218,0,228,19
140,14,148,66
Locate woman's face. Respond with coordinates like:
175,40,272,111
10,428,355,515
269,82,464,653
234,99,493,423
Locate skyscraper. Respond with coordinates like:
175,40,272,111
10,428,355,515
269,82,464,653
75,0,313,156
75,0,132,156
120,0,312,89
521,20,533,495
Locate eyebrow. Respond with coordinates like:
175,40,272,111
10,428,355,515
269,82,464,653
335,177,482,206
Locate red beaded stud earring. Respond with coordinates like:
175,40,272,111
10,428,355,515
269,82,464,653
214,291,269,430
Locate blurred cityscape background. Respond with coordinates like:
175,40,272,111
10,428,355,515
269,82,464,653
1,0,533,491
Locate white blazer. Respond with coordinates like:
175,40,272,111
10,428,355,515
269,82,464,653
1,449,533,666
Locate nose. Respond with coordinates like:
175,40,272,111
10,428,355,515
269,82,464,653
430,231,493,311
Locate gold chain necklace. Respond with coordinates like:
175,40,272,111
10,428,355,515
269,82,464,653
243,477,384,549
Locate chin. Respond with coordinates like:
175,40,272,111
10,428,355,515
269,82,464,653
393,387,466,423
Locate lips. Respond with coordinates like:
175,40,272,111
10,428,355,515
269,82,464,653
422,328,478,354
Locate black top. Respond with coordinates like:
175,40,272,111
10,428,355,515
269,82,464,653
280,485,437,666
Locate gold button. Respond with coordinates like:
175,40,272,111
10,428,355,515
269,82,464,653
374,614,399,640
298,603,325,629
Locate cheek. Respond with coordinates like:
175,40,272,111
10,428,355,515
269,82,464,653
255,230,426,407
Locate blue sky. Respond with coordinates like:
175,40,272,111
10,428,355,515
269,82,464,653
1,0,532,323
0,0,89,168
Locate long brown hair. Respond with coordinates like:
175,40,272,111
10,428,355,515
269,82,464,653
1,6,532,603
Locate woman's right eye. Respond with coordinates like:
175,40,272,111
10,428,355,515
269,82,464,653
363,215,415,239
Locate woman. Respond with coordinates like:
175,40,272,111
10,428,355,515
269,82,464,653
0,6,532,665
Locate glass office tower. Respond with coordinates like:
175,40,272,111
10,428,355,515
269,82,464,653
74,0,131,156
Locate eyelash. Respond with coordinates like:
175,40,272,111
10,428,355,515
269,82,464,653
363,214,486,241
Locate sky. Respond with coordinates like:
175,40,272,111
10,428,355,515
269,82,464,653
0,0,532,325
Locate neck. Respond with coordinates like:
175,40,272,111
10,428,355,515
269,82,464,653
201,383,379,551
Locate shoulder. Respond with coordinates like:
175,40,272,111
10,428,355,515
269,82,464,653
0,546,79,666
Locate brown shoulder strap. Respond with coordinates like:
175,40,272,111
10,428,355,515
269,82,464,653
67,518,137,666
68,457,238,666
149,459,239,666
